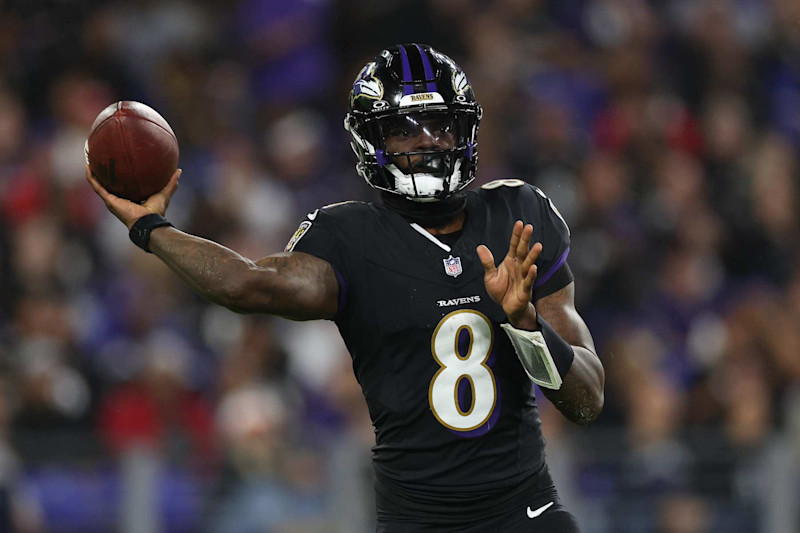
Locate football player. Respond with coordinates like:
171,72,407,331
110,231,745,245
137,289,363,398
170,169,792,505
87,44,604,532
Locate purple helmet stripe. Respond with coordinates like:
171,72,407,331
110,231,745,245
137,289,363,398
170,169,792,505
415,44,437,92
399,45,414,95
534,246,570,289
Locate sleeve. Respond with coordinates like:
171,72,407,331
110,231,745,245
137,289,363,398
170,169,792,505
284,210,350,320
528,186,573,301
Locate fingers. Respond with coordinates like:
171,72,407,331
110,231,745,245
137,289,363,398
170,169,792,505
149,168,182,211
507,220,535,262
506,220,523,260
86,164,149,229
85,165,114,203
86,165,129,217
476,245,496,276
482,223,543,283
515,223,534,262
520,241,542,274
521,263,538,294
520,239,542,291
163,168,181,197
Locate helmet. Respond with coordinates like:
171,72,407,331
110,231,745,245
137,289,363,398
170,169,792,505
345,44,482,202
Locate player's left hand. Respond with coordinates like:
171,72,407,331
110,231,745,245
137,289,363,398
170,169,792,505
477,221,542,330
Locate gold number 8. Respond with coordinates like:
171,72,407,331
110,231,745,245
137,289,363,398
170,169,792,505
429,310,497,431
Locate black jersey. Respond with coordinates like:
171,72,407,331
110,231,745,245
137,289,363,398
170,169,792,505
289,180,572,523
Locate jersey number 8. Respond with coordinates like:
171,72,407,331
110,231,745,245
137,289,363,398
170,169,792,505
429,310,497,432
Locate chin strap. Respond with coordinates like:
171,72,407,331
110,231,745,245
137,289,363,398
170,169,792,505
381,191,467,229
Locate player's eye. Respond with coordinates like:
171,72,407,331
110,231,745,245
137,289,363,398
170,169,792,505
421,118,452,136
387,126,417,139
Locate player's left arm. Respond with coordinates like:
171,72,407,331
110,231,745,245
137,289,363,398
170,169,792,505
477,221,605,425
534,282,604,424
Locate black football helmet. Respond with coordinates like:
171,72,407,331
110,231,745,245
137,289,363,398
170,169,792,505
345,44,482,201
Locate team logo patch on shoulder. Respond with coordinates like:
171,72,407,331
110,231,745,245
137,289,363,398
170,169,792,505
443,255,463,278
285,221,312,252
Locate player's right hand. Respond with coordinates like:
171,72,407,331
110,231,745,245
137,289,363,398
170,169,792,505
86,165,181,230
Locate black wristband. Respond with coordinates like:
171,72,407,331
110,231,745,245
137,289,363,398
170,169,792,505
129,213,173,253
537,315,575,379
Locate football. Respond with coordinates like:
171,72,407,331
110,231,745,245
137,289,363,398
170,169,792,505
85,101,179,202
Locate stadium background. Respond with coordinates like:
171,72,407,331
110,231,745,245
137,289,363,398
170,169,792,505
0,0,799,531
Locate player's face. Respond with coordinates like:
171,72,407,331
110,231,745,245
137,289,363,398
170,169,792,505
383,113,457,171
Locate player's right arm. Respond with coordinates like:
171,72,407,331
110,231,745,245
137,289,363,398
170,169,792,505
150,230,338,319
86,166,339,320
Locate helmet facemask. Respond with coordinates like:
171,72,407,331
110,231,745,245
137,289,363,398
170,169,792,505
347,108,479,201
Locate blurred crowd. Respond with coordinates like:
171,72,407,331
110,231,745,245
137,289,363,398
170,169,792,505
0,0,799,531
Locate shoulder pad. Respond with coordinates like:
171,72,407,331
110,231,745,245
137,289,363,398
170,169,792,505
286,201,368,252
476,179,537,204
476,180,570,235
303,200,372,223
530,186,570,235
321,200,362,210
480,179,526,190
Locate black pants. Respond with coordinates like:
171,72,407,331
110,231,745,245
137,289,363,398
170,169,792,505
376,503,581,532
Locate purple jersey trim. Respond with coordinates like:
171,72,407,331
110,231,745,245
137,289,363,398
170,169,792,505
399,45,413,95
534,246,570,289
415,43,437,92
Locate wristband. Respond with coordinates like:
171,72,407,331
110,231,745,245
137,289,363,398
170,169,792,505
129,213,173,253
500,315,575,390
536,315,575,379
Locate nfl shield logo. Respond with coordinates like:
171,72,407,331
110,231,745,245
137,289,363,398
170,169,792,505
443,255,463,278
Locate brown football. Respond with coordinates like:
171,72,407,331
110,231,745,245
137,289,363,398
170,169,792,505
86,101,179,202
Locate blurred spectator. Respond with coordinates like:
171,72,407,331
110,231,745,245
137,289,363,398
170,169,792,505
0,379,44,532
235,0,334,109
209,384,327,533
10,291,94,441
656,493,710,533
98,329,215,464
